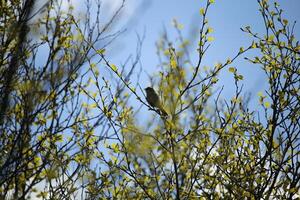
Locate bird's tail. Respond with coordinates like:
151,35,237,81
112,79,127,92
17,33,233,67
158,105,168,116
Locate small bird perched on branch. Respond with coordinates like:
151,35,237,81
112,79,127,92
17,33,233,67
145,87,168,116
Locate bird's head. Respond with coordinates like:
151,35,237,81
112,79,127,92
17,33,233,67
145,87,155,94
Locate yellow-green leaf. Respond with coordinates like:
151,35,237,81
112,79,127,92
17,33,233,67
170,59,177,68
97,49,106,54
264,101,271,108
111,64,118,72
200,8,205,15
207,27,213,34
228,67,236,73
207,36,214,42
239,47,244,53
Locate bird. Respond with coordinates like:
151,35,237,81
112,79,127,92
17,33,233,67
144,87,168,116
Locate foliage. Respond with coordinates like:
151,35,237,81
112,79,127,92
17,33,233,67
0,0,127,199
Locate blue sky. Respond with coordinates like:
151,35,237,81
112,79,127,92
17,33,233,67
103,0,300,110
32,0,300,108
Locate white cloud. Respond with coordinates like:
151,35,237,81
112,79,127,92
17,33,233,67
101,0,138,21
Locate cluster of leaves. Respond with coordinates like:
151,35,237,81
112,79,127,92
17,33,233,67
0,0,127,199
83,0,299,199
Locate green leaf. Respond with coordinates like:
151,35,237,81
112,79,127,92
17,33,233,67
207,36,214,42
207,27,213,34
228,67,236,73
111,64,118,72
200,8,205,15
236,74,243,80
170,58,177,68
239,47,244,53
96,49,106,54
264,101,271,108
